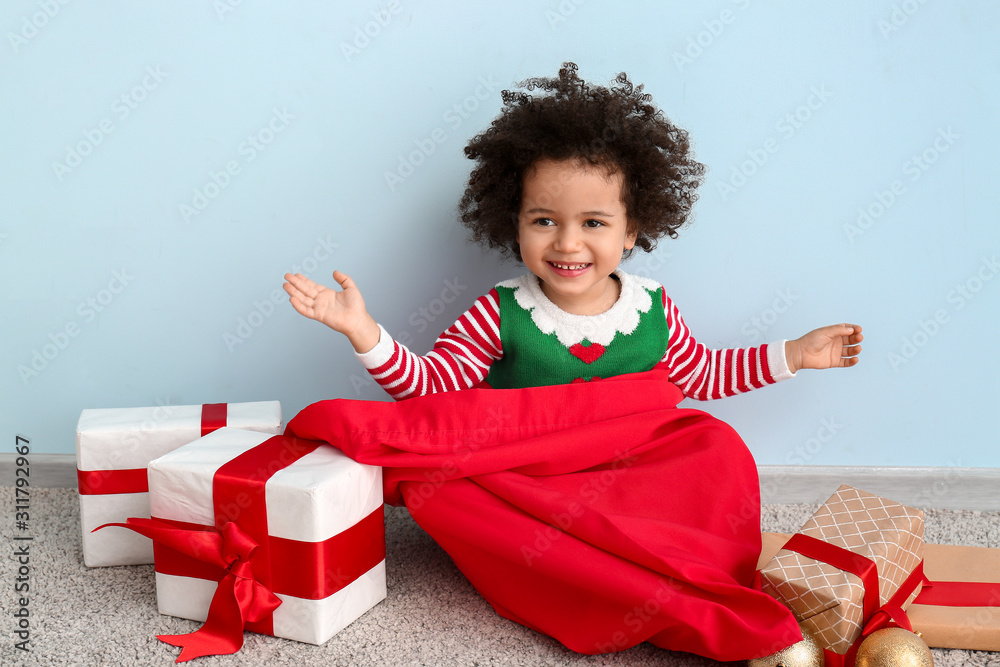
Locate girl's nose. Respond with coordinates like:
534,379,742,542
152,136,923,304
554,226,583,252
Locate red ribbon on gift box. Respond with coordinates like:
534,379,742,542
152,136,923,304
148,509,385,601
915,580,1000,607
77,403,229,496
200,403,227,436
98,433,385,663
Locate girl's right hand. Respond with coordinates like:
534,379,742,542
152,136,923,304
283,270,381,353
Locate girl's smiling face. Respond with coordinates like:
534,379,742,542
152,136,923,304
516,158,636,315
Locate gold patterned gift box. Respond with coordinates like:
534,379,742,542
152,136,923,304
758,485,925,655
760,533,1000,651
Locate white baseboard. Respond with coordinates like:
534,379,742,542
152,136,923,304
757,465,1000,511
2,454,999,511
1,453,78,489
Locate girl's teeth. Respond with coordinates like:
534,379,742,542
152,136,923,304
553,262,588,270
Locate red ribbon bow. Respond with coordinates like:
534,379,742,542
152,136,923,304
97,517,281,662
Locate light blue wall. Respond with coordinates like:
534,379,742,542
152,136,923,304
3,1,998,466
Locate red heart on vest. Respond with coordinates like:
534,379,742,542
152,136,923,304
569,342,605,364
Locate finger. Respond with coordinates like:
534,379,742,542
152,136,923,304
843,324,863,342
282,280,313,304
284,272,308,286
288,295,313,318
284,272,315,295
293,274,324,299
282,278,304,297
843,344,862,358
332,270,354,290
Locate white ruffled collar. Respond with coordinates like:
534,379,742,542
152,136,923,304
497,269,661,347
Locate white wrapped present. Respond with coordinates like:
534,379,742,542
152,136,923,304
145,427,385,649
76,401,282,567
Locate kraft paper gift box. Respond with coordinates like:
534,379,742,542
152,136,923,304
145,427,386,647
760,534,1000,651
76,401,282,567
758,485,924,655
907,542,1000,650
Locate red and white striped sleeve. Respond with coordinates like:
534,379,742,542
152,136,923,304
659,291,795,400
355,289,503,400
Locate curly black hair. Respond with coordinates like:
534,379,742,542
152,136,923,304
458,62,705,262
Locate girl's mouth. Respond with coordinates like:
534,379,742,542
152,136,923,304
547,261,591,276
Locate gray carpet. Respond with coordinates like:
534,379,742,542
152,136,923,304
1,488,999,666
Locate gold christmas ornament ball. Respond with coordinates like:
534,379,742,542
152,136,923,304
747,628,823,667
855,627,934,667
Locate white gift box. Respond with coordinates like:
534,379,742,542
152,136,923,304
148,427,386,645
76,401,282,567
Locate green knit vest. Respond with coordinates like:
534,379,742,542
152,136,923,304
485,283,670,389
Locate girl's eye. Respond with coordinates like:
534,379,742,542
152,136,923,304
584,219,605,228
534,218,555,227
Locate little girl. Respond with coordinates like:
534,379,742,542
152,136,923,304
284,64,861,400
283,63,862,661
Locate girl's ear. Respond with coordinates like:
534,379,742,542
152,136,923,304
624,225,638,251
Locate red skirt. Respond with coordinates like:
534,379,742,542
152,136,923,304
286,368,800,661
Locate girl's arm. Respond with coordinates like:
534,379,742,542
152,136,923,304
284,272,503,400
355,290,503,399
660,292,861,400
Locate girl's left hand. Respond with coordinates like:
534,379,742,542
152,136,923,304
786,324,863,373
